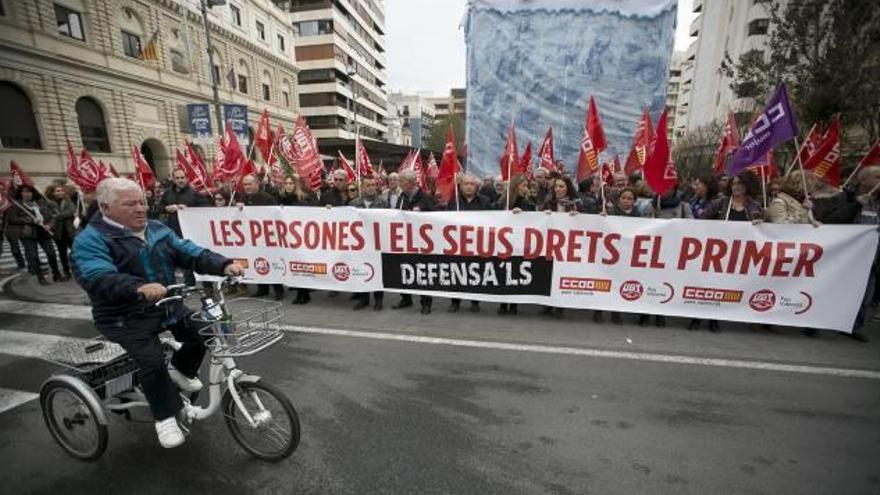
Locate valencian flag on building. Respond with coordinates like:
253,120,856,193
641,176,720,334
625,106,654,176
713,112,739,175
576,95,607,182
538,127,555,172
141,30,159,61
803,115,841,187
728,84,798,175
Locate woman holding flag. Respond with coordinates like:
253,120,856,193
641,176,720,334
8,185,62,285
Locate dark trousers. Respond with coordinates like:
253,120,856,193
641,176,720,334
358,291,384,305
107,313,207,421
53,234,73,275
21,233,60,277
3,232,26,269
400,293,432,308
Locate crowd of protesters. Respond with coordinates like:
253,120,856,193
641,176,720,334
2,158,877,342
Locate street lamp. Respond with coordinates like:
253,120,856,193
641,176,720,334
346,64,358,137
201,0,226,134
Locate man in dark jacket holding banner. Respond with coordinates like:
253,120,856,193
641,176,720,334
393,169,436,314
350,176,389,310
447,174,492,313
238,174,284,300
71,178,243,448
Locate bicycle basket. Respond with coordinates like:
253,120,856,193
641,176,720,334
41,338,137,399
192,298,284,358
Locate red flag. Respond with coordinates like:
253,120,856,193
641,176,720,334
803,116,841,187
234,159,258,191
400,149,426,190
520,142,534,180
289,117,323,190
436,126,462,204
9,160,34,188
625,107,655,176
538,127,555,171
799,122,825,165
213,122,245,184
79,149,112,188
713,112,740,176
184,140,213,193
254,109,275,166
644,108,676,196
857,137,880,169
577,95,607,182
355,136,375,178
0,190,12,214
600,162,614,186
132,146,156,191
338,151,356,182
426,152,439,179
499,123,520,181
746,151,780,179
65,141,104,193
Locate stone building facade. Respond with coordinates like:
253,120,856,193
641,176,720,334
0,0,299,188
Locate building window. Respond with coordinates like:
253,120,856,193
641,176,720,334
256,20,265,40
0,82,42,149
748,19,770,36
76,97,110,153
212,64,220,85
55,3,85,41
238,75,248,94
262,84,270,101
277,34,285,52
121,30,141,58
170,49,188,74
230,5,241,26
293,19,333,37
282,90,290,107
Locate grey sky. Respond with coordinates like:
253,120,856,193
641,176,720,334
385,0,696,95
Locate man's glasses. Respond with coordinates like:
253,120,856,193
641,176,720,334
347,188,358,193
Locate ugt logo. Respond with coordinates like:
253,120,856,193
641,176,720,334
619,280,644,301
254,257,270,276
749,290,776,312
332,262,351,282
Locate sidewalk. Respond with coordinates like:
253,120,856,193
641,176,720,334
2,273,90,306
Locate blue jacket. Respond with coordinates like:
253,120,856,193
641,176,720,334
71,214,231,331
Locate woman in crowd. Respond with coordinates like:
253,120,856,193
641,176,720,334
541,176,585,318
632,180,656,217
595,187,642,325
500,174,537,315
276,174,318,305
689,175,717,219
212,191,228,208
766,170,818,225
693,171,764,332
8,185,62,285
345,182,360,205
44,184,76,281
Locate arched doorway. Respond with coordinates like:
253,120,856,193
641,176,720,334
140,138,171,180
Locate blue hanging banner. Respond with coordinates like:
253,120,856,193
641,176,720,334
223,104,249,145
187,103,212,141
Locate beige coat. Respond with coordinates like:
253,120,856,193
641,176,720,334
767,192,810,224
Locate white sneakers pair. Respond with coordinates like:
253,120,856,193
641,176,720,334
155,368,204,448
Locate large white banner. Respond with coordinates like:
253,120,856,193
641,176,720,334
180,207,878,332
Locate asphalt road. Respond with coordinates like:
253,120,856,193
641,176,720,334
1,291,879,494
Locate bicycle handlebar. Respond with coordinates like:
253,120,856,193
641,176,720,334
153,276,247,307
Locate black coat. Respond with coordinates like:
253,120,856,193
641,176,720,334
158,184,209,235
812,190,861,225
454,193,493,211
396,188,435,212
242,190,277,206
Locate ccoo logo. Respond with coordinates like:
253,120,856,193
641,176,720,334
332,262,351,282
254,257,270,276
749,289,776,312
619,280,644,301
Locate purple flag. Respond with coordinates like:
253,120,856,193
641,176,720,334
727,84,798,175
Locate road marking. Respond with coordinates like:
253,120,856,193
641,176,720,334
0,299,878,380
0,387,38,415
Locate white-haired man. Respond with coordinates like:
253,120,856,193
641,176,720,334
72,178,243,448
393,169,436,314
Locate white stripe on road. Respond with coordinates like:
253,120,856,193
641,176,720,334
0,388,38,415
0,299,878,381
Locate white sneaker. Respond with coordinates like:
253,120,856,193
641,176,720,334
168,368,203,392
155,417,185,448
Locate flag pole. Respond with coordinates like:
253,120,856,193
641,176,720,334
598,153,608,215
454,172,460,211
785,123,814,175
760,161,767,209
794,136,810,199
